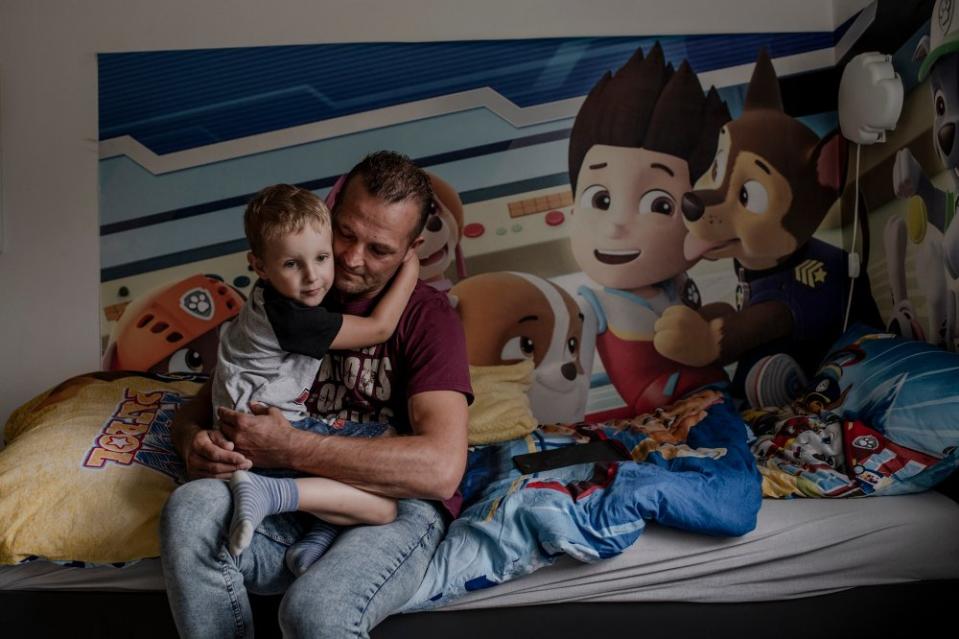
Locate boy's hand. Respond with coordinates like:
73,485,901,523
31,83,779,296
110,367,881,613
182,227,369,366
217,402,299,469
184,429,252,480
400,249,421,277
395,252,420,297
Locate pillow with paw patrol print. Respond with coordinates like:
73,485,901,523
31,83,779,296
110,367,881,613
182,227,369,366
0,371,202,565
792,324,959,495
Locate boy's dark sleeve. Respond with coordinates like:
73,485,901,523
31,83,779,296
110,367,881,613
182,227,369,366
262,285,343,359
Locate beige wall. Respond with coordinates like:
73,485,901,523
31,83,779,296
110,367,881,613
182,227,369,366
0,0,867,425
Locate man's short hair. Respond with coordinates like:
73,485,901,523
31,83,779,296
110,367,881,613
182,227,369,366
244,184,330,257
336,151,434,242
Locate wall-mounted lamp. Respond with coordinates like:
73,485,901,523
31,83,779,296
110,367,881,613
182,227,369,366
838,52,904,145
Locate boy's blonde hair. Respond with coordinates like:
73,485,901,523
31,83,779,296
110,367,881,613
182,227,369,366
244,184,330,257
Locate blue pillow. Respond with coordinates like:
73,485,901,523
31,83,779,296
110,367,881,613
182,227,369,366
798,324,959,494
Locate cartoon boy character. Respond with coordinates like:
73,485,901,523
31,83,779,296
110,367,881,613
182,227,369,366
568,43,731,417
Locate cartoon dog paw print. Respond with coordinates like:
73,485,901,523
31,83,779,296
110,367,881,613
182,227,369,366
180,288,215,320
185,293,209,314
683,279,702,308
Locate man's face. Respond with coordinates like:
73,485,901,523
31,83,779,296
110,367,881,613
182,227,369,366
570,145,694,290
332,178,423,298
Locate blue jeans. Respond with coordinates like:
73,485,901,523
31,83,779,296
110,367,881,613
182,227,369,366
292,416,392,438
160,478,445,638
257,418,392,479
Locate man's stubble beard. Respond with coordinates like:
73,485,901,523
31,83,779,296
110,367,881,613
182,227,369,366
334,272,373,297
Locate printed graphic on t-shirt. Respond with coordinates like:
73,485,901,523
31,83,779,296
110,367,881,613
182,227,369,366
310,345,396,424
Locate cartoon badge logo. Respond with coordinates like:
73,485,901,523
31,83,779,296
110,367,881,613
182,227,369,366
180,287,216,320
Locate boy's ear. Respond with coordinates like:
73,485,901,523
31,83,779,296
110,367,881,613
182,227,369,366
247,251,268,280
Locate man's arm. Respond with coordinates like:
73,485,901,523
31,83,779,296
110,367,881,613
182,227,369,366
173,379,252,479
219,389,468,500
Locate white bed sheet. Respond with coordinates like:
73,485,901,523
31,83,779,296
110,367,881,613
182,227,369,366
3,493,959,608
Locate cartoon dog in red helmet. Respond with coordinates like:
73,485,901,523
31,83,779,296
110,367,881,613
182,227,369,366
102,274,244,374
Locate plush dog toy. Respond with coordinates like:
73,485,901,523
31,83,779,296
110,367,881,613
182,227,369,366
450,272,589,424
417,172,467,291
655,50,882,394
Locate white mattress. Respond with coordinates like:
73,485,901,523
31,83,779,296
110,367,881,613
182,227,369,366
3,493,959,608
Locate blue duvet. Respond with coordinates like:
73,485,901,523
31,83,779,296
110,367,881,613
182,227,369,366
402,388,762,611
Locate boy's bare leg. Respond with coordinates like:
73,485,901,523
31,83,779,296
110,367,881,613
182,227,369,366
286,477,398,576
228,472,397,571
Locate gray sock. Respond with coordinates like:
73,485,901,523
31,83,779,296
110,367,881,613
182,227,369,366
228,470,299,558
285,519,340,576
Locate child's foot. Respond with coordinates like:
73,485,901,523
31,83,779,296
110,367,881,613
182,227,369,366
285,520,340,576
228,470,298,558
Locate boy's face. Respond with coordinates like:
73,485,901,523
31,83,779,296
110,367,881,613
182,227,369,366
249,222,335,306
570,145,695,290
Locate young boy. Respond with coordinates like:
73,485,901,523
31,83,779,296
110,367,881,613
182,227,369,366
211,183,419,575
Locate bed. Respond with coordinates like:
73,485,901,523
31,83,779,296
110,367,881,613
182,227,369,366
3,485,958,637
2,358,958,637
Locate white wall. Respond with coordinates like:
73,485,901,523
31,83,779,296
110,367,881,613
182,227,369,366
0,0,866,425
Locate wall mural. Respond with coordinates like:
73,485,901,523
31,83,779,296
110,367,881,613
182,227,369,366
98,5,938,422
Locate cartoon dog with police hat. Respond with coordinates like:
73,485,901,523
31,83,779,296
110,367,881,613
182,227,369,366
655,50,882,395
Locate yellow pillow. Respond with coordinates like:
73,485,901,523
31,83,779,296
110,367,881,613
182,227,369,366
0,372,201,565
467,359,538,445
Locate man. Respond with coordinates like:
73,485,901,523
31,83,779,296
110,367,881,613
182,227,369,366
160,151,473,639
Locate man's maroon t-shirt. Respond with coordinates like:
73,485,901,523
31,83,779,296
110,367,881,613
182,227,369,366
307,280,473,428
306,280,473,515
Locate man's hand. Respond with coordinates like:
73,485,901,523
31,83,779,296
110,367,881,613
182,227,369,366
183,429,252,480
170,379,251,480
217,402,300,469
